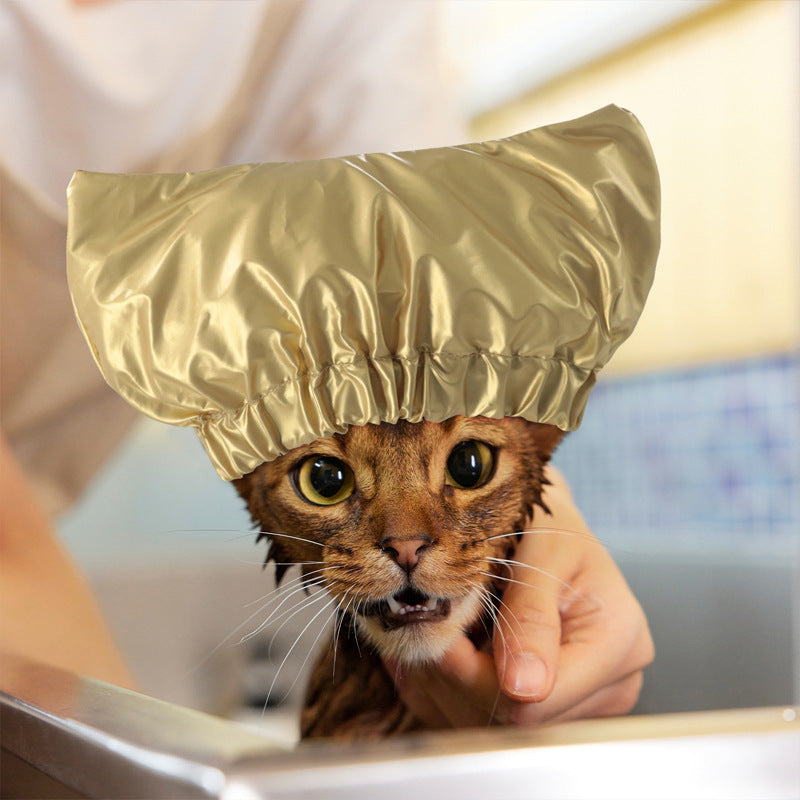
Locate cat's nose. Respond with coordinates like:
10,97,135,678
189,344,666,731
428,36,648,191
380,536,431,573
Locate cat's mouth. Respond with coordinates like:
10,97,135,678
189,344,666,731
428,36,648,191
362,586,452,630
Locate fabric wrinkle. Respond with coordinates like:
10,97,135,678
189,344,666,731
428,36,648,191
66,105,661,481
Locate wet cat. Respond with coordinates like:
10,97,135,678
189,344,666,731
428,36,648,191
234,415,563,739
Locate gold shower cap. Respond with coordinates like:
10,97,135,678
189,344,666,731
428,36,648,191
67,105,660,480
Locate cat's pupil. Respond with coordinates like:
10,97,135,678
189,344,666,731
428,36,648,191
296,455,355,505
446,440,492,489
308,458,346,498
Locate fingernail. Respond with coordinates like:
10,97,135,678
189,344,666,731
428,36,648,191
506,654,547,698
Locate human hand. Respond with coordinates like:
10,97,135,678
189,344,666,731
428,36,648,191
384,467,654,728
0,432,135,688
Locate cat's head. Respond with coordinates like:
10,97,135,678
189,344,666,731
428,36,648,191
234,416,562,664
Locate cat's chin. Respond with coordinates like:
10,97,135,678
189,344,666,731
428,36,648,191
356,592,483,665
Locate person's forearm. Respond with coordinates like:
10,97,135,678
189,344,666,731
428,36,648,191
0,433,136,688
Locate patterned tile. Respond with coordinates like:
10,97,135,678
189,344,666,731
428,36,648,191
554,354,800,549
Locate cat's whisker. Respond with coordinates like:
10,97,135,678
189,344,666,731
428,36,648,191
309,565,360,579
263,595,338,714
280,600,343,710
297,567,360,600
241,584,321,638
481,570,587,644
484,527,646,561
250,578,327,628
244,597,330,657
322,579,377,597
194,561,340,669
331,608,346,681
483,558,579,599
208,576,323,654
481,526,598,544
188,576,327,676
158,527,260,543
473,588,537,729
232,558,327,570
255,582,332,651
237,572,310,612
237,567,311,602
239,577,329,643
477,569,536,591
331,589,353,651
351,600,363,658
256,530,327,548
468,579,526,656
260,561,355,594
335,590,359,632
465,581,508,728
491,594,529,655
331,588,358,680
484,557,598,612
266,602,332,667
479,568,573,617
242,570,327,611
235,558,280,567
465,581,499,642
479,561,604,652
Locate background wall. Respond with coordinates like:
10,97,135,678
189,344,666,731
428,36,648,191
460,0,799,373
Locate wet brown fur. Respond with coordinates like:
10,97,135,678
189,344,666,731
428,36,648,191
234,416,563,740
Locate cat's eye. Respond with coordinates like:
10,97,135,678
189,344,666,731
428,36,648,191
296,456,355,506
445,440,494,489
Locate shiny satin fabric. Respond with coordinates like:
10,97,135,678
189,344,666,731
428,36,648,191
67,105,660,480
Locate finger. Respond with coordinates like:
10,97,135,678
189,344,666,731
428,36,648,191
538,670,645,726
493,467,599,701
503,602,653,725
493,530,575,701
390,637,512,728
432,637,508,725
384,648,496,728
386,660,451,728
426,635,645,728
542,562,654,718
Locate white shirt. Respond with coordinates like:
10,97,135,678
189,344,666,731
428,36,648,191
0,0,463,511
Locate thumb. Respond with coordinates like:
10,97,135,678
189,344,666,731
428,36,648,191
494,557,564,701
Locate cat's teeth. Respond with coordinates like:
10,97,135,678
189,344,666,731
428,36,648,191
386,596,440,615
386,596,403,614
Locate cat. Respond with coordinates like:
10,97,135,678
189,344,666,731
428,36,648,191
234,414,563,740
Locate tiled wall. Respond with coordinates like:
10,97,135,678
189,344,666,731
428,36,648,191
553,354,799,551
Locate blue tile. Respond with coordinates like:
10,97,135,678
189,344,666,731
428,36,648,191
554,354,800,546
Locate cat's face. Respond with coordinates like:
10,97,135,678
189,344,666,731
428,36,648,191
235,416,562,664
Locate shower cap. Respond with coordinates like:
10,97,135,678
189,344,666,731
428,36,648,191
67,104,660,480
